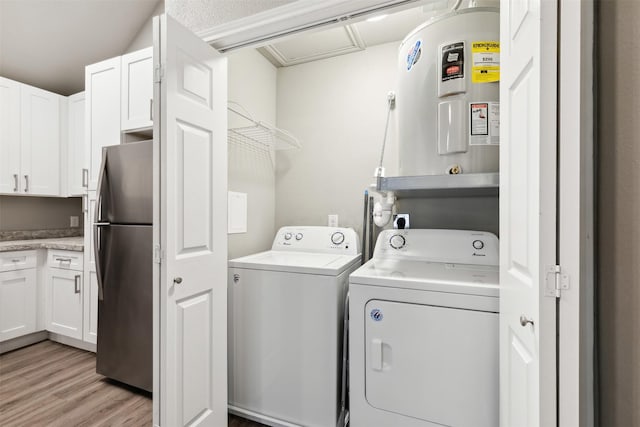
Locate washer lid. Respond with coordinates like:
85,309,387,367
228,250,361,276
349,258,499,297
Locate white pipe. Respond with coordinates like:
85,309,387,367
370,185,395,228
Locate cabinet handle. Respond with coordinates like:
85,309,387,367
13,174,18,192
149,98,153,121
82,168,89,187
74,275,81,294
24,175,29,193
11,259,21,263
55,257,72,263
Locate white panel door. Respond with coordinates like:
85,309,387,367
499,0,558,426
0,77,21,194
121,47,154,131
155,14,228,427
20,85,60,195
85,56,121,190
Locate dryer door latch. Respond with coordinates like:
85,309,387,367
544,265,569,298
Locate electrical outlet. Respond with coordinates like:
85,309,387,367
393,214,410,229
70,216,79,228
328,214,339,227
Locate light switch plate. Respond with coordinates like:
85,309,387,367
228,191,248,234
70,216,80,228
328,214,339,227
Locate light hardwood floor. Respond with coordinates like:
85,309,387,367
0,340,264,427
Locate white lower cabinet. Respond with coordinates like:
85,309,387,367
83,270,98,344
83,191,98,344
0,268,37,342
45,268,83,340
0,247,96,350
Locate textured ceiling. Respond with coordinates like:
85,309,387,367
0,0,161,95
165,0,297,33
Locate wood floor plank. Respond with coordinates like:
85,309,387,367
0,340,266,426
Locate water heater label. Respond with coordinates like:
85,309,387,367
441,42,465,82
471,41,500,83
406,39,422,71
470,102,500,145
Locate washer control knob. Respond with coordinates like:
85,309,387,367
472,239,485,250
295,233,303,241
331,232,345,245
390,234,406,249
284,232,292,240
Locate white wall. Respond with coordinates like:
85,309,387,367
275,41,499,237
227,49,278,259
125,0,164,53
275,42,399,237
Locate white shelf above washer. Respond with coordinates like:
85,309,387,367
227,101,301,167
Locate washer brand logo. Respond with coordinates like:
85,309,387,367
370,309,384,322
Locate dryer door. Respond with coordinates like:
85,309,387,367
364,299,498,427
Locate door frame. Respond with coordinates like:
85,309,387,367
190,0,595,425
558,1,595,426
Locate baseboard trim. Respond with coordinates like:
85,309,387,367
0,331,48,354
0,331,96,355
228,405,301,427
48,332,96,353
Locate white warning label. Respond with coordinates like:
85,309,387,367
470,102,500,145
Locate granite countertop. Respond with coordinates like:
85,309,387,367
0,236,84,253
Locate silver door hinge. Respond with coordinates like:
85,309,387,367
154,64,164,83
153,245,164,264
544,265,569,298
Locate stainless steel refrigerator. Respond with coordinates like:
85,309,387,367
94,140,153,392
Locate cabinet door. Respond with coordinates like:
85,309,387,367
86,56,121,190
0,77,22,194
67,92,87,196
83,191,98,345
20,85,61,196
46,268,83,340
0,269,37,342
121,47,153,131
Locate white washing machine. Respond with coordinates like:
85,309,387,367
228,226,361,427
349,229,499,427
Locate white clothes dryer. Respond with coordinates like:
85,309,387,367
349,229,499,427
228,226,361,427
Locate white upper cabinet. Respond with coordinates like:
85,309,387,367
0,78,62,196
86,56,121,190
0,77,21,194
121,47,153,131
67,92,88,196
20,85,61,196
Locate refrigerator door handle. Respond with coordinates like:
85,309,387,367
94,222,106,301
94,148,109,301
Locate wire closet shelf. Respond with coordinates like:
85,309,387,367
227,101,301,167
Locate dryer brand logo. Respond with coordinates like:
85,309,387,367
370,309,384,322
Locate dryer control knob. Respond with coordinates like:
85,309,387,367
331,232,345,245
472,239,485,250
284,232,292,240
295,233,303,241
390,234,406,249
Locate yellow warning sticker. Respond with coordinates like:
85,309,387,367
472,41,500,83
